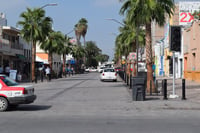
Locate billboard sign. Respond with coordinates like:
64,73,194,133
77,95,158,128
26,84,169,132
179,2,200,25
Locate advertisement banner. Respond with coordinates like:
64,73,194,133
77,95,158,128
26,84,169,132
179,2,200,25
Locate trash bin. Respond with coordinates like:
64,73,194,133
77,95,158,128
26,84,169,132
131,77,146,101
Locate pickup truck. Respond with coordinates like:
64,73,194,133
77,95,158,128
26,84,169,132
0,74,36,111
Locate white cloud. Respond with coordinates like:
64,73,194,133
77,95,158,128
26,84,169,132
93,0,120,7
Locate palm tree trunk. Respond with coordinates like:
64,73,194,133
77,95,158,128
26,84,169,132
48,53,53,69
62,54,66,74
31,42,36,82
145,22,155,93
83,37,86,64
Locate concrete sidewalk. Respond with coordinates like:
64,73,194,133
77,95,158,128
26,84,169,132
125,77,200,110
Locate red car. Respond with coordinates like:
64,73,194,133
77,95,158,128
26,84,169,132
0,74,36,111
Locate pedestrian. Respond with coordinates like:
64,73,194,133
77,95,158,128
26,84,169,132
67,66,71,77
17,71,22,82
45,66,51,81
5,65,10,76
71,67,74,76
39,65,45,82
65,66,68,77
152,62,156,84
0,65,3,74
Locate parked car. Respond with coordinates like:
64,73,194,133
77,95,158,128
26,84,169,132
0,74,37,111
85,68,90,72
98,66,105,73
100,68,117,82
114,67,123,72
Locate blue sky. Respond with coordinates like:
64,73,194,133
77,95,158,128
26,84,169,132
0,0,124,60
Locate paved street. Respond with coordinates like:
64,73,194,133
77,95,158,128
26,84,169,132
0,73,200,133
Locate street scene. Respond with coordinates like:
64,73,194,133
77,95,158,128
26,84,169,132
0,73,200,133
1,0,200,132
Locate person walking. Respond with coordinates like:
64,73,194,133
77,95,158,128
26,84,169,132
45,66,51,82
152,62,156,84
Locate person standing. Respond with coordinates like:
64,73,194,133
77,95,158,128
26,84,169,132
152,62,156,84
0,65,3,74
39,65,45,82
5,65,10,76
45,66,51,82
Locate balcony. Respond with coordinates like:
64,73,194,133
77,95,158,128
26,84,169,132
0,38,23,55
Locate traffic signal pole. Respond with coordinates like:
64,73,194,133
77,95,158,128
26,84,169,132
169,26,181,99
169,51,178,98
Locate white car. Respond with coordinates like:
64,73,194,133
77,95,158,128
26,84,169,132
100,68,117,82
98,66,105,73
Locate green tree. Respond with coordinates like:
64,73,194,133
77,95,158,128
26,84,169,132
74,18,88,46
85,41,101,67
119,0,174,92
18,7,52,81
96,54,109,63
40,31,65,69
71,45,85,73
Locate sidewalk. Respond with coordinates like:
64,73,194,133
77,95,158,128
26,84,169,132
123,76,200,110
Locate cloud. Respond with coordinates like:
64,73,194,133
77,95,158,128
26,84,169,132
93,0,120,7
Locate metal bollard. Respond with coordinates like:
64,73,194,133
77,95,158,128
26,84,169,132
156,80,158,95
130,75,132,89
182,79,186,100
127,75,129,85
150,80,152,95
163,79,167,100
124,73,126,82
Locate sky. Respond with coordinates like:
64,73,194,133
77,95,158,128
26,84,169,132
0,0,124,60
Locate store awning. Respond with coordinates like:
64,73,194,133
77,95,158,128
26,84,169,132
16,54,26,60
36,55,49,64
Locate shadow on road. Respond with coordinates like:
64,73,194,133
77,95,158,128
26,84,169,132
8,105,52,111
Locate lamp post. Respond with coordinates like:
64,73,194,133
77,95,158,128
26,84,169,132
30,3,58,82
105,18,125,26
40,3,58,9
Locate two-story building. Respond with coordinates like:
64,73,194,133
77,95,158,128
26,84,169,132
0,13,31,80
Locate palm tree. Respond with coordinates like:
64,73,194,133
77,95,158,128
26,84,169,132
40,31,65,69
119,0,174,92
18,7,52,81
74,18,88,46
71,45,85,73
115,20,145,67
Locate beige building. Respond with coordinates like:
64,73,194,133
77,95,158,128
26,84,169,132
183,20,200,82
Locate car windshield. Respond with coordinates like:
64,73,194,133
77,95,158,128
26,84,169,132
0,75,19,86
104,69,115,72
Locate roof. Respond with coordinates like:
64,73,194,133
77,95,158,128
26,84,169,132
2,26,20,35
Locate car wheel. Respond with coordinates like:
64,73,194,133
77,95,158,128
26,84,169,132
0,97,8,112
114,79,117,82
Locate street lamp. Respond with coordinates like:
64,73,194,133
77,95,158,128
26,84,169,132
30,3,58,82
105,18,125,26
40,3,58,9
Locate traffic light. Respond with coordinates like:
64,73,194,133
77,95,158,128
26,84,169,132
170,26,181,52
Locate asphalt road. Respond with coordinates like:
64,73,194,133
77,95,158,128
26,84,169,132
0,72,200,133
